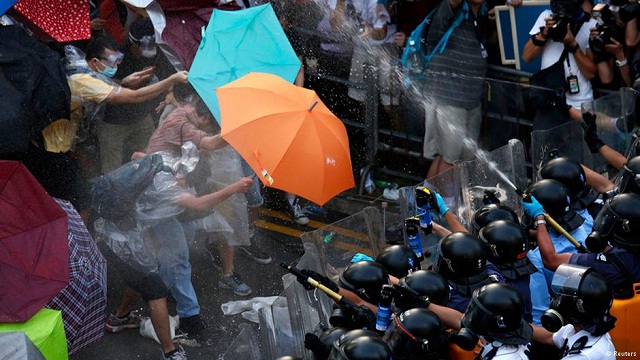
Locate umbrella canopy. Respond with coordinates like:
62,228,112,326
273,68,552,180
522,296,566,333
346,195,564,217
11,0,91,42
46,199,107,355
188,3,301,123
0,332,45,360
0,161,69,323
217,72,355,206
0,0,17,16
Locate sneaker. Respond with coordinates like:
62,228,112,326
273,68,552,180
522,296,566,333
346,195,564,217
218,272,253,296
162,345,187,360
289,198,309,225
238,242,272,264
179,315,207,335
105,312,141,333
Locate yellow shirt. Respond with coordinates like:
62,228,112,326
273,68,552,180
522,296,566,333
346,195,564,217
42,73,118,153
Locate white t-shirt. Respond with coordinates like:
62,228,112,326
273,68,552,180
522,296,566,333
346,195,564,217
480,342,531,359
529,10,598,109
327,0,396,45
552,324,615,359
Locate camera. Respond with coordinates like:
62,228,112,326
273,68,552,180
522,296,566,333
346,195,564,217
547,0,581,41
589,4,625,55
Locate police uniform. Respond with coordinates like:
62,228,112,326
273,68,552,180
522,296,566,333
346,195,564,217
570,246,640,290
552,324,615,359
528,224,590,325
479,342,531,359
447,263,504,313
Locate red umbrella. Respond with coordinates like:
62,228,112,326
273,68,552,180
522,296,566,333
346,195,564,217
0,161,69,323
11,0,91,42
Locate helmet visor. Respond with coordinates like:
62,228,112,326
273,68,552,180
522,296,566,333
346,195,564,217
591,202,621,239
551,264,589,296
615,165,640,194
383,316,434,359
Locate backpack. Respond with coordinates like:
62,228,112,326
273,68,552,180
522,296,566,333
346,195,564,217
399,1,471,88
91,154,168,223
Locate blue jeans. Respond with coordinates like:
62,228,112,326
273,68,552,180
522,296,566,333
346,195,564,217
153,217,200,318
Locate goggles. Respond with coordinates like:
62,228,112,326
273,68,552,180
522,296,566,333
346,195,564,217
98,52,124,68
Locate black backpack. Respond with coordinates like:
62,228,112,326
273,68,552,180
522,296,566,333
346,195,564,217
91,154,168,222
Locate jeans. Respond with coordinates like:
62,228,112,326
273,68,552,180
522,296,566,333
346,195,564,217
153,217,200,318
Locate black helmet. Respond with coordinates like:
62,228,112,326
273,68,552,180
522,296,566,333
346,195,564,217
478,220,529,265
309,327,350,359
436,232,488,279
329,330,391,360
616,156,640,195
375,245,420,278
540,157,590,201
383,309,444,360
396,270,450,308
471,204,519,235
527,179,572,219
461,283,533,345
586,193,640,255
541,264,616,336
339,261,389,304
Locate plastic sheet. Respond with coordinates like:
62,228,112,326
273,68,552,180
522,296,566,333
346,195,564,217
221,296,280,323
94,218,159,274
531,121,593,179
138,315,180,344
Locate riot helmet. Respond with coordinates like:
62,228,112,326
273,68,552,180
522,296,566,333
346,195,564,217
328,329,392,360
527,179,572,219
471,204,519,235
395,270,450,308
616,156,640,195
375,245,420,278
339,261,389,304
310,327,350,360
540,157,593,207
478,220,529,265
541,264,616,336
460,283,533,345
585,193,640,255
383,308,444,360
435,232,488,278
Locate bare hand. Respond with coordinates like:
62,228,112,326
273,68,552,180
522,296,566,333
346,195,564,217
394,32,407,47
234,177,254,193
91,18,106,31
171,70,189,84
562,23,576,45
121,67,155,89
605,38,624,57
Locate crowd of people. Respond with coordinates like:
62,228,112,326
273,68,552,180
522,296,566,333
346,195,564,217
2,0,640,358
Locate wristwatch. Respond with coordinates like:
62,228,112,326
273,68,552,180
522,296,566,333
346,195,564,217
566,43,580,54
616,58,628,68
534,219,547,229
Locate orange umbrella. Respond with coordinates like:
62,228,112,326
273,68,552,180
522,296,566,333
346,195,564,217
217,72,355,206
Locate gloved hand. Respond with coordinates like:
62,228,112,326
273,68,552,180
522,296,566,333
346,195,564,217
521,195,545,219
297,269,340,293
434,192,449,216
304,333,323,353
391,284,430,311
351,305,377,330
582,112,605,153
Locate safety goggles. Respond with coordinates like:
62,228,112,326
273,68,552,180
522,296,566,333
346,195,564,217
97,52,124,68
129,34,156,51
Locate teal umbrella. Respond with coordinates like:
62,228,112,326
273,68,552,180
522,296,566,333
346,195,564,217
187,3,301,124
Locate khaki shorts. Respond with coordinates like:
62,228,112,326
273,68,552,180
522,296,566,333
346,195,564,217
423,101,482,164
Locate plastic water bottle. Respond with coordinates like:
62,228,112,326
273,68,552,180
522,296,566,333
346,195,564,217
361,168,376,195
375,285,394,334
408,40,423,75
404,217,425,262
415,187,433,234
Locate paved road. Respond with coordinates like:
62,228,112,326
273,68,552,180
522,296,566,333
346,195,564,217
72,204,349,360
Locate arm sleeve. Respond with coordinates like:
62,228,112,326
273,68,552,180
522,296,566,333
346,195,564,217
68,73,119,103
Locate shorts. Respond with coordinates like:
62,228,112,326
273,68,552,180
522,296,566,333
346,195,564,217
423,101,482,164
240,158,264,208
107,246,169,302
347,43,400,106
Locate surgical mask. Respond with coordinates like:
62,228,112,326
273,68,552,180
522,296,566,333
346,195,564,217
99,65,117,78
141,47,157,58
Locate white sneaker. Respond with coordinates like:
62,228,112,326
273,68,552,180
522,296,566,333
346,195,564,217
289,198,309,225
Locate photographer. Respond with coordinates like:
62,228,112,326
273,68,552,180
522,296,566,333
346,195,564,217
589,4,632,88
522,0,597,129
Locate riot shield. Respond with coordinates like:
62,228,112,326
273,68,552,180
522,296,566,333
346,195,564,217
220,323,261,360
581,87,637,172
258,294,296,359
300,206,387,276
531,120,593,179
454,139,528,227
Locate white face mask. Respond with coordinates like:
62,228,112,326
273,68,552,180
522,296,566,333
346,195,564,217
141,47,157,58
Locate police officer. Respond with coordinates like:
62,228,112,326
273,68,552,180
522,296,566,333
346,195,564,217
471,203,520,236
327,329,392,360
521,179,590,325
393,270,450,312
375,245,420,279
383,308,446,360
453,283,533,359
522,192,640,298
305,327,350,360
531,264,616,358
434,232,504,312
478,220,536,322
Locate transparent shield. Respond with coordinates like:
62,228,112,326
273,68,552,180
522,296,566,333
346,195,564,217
258,294,296,359
283,243,334,358
455,139,528,227
300,206,387,277
531,121,593,180
581,87,637,172
221,323,262,360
